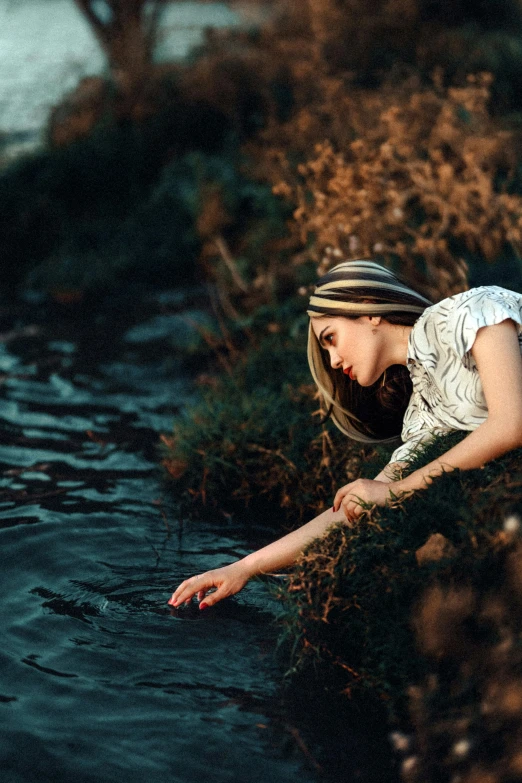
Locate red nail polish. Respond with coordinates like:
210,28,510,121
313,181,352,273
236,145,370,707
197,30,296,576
200,602,208,610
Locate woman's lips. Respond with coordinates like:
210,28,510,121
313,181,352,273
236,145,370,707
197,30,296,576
343,367,355,380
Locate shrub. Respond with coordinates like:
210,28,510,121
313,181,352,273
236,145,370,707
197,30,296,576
0,92,235,294
246,74,522,302
184,18,522,309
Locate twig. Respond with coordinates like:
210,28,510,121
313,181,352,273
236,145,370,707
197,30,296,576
284,723,323,773
246,444,297,471
214,234,249,293
213,279,243,327
160,508,171,537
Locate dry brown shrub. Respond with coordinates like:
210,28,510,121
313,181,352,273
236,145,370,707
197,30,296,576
248,73,522,300
173,2,522,305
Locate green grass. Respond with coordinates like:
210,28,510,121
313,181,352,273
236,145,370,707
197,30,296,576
161,331,388,520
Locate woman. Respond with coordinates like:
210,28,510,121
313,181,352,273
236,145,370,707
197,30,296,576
169,259,522,610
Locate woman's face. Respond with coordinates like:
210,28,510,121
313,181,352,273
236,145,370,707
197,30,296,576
311,315,385,387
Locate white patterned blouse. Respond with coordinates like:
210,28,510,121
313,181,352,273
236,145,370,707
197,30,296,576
389,285,522,465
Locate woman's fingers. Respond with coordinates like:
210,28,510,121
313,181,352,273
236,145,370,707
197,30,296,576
333,485,350,512
169,562,250,610
334,483,368,522
198,584,227,609
334,479,380,515
168,572,216,607
168,579,191,606
341,495,364,522
334,488,361,515
333,481,363,512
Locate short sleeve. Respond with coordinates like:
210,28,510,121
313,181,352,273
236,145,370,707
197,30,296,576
446,287,522,362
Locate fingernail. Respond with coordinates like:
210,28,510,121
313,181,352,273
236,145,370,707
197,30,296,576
199,602,208,610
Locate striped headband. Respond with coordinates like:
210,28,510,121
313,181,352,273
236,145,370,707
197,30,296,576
307,260,432,316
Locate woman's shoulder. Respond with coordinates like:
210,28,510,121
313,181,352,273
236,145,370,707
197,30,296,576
414,285,522,328
411,285,522,362
426,284,521,316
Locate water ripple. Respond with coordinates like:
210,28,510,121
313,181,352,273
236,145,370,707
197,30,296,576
0,292,325,783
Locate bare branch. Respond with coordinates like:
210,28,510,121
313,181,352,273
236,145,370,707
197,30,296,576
145,0,169,52
73,0,112,49
214,235,250,293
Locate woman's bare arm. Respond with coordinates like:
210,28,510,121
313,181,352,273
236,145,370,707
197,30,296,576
168,505,346,609
170,322,522,606
169,463,405,608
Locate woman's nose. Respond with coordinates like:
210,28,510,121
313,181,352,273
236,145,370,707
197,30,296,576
330,350,342,369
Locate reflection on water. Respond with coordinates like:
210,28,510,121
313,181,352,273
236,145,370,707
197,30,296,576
0,290,397,783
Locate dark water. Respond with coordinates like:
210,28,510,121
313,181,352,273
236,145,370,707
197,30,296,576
0,289,396,783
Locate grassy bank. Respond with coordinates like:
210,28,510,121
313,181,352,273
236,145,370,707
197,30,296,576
271,434,522,775
162,332,390,520
157,11,522,779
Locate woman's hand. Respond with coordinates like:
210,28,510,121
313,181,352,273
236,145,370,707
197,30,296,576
168,561,252,610
333,478,395,522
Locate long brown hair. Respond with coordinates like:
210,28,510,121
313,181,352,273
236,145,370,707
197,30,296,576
307,260,433,442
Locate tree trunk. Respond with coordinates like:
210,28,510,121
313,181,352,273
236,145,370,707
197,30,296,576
73,0,166,116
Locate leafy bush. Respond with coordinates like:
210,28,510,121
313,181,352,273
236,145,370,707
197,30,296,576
179,9,522,312
271,75,522,298
0,95,234,294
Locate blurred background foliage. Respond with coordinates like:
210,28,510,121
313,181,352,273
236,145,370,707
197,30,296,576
5,0,522,301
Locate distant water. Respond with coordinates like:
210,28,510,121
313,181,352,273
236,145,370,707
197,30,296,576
0,0,239,156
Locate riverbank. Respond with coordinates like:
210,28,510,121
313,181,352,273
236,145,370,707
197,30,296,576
158,2,522,780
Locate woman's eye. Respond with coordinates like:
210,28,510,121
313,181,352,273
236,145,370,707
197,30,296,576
325,334,334,345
